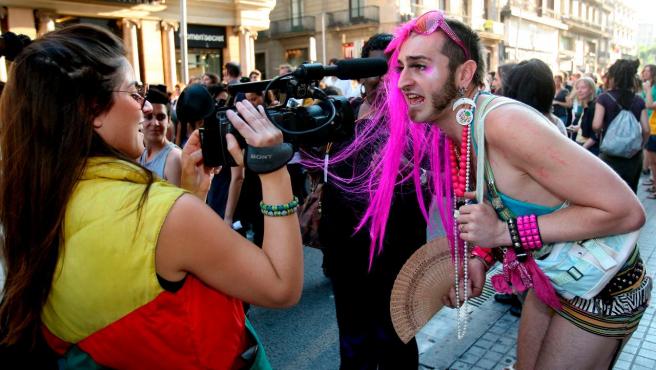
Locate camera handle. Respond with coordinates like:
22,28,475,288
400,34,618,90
263,74,337,136
245,143,295,174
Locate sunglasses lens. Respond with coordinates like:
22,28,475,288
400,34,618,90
415,11,440,34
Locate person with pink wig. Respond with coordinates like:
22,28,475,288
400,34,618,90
356,10,649,369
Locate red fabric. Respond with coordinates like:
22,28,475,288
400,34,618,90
60,275,248,369
471,246,495,267
42,326,71,356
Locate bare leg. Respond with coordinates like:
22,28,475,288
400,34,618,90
648,151,656,185
515,291,552,370
535,314,621,370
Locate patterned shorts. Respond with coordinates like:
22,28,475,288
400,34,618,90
556,248,652,338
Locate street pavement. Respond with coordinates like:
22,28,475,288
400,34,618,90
252,173,656,370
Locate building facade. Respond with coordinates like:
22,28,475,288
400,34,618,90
0,0,276,89
255,0,505,79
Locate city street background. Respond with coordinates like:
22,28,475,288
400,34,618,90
250,174,656,370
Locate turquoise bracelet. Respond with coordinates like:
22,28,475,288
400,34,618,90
260,197,300,216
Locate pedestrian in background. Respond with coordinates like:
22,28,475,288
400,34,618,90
593,59,650,194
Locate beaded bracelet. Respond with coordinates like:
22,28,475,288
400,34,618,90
517,214,543,250
259,197,300,217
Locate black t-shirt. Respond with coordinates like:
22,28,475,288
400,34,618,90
596,90,645,131
319,130,427,278
553,88,569,117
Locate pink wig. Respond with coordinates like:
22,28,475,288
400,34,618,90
302,18,458,265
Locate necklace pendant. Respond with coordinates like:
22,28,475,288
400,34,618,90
453,209,460,219
455,108,474,126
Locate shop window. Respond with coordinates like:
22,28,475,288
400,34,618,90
176,49,222,84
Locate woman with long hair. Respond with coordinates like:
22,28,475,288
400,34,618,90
0,24,302,368
566,77,599,152
593,59,650,193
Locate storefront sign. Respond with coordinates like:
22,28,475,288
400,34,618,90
175,25,226,49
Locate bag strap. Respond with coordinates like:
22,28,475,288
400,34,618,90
473,96,518,221
605,91,627,111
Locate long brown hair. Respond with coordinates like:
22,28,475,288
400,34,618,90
0,24,148,348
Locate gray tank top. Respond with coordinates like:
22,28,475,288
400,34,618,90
139,141,176,180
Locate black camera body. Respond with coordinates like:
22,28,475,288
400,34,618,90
199,94,354,168
194,58,388,168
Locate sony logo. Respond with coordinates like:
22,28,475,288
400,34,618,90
250,154,273,160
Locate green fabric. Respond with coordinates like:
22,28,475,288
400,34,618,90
60,346,107,370
245,318,273,370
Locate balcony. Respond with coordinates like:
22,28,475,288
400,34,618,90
327,6,379,29
508,0,560,20
561,15,609,38
266,16,316,38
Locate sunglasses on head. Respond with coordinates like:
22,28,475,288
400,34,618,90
412,11,471,61
144,112,168,122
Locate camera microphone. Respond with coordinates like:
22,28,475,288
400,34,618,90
293,57,389,81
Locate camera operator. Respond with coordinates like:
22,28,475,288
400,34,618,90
0,24,301,368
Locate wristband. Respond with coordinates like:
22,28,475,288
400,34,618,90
506,218,528,262
245,143,294,174
517,214,543,250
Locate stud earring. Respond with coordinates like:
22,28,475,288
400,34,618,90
452,87,475,126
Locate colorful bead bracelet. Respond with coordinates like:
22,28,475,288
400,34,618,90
259,197,299,217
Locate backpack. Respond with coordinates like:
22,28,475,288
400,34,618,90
599,93,643,158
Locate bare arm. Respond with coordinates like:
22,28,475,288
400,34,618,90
643,82,656,110
641,109,650,145
164,147,182,187
592,102,605,134
156,102,303,307
458,105,644,248
224,165,245,225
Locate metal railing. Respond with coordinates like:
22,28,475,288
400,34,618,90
268,16,316,37
327,6,379,28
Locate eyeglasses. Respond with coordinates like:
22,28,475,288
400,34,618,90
144,112,168,122
114,82,148,109
412,11,471,61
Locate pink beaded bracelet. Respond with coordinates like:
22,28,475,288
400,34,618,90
517,214,543,250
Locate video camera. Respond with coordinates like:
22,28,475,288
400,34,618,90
177,58,388,167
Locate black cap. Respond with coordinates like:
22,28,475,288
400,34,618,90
175,83,215,123
146,84,169,105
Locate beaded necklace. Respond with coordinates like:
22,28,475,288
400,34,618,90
449,91,478,339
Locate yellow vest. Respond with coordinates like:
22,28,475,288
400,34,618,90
42,157,185,343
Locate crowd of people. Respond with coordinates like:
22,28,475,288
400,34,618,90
0,9,653,370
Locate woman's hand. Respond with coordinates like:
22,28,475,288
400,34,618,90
181,130,220,200
643,80,652,93
456,192,508,248
442,257,487,308
225,101,284,166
